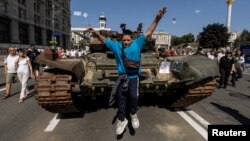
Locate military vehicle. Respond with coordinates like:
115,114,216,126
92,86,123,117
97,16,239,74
35,27,219,113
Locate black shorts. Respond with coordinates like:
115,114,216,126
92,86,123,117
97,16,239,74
32,62,40,71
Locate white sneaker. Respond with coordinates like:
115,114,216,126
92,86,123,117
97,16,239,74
116,118,128,135
131,114,139,129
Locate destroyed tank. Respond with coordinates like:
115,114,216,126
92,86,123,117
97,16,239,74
35,30,219,113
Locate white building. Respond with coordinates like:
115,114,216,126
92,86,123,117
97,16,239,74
71,15,111,47
151,32,171,49
229,31,240,43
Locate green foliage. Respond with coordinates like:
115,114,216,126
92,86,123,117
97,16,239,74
171,33,195,46
233,29,250,48
198,23,230,50
49,40,58,46
182,43,189,48
78,39,90,49
239,29,250,41
182,33,195,43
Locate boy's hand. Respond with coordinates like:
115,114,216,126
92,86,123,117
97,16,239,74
156,7,167,21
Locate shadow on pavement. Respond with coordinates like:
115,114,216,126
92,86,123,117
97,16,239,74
210,102,250,124
229,92,250,99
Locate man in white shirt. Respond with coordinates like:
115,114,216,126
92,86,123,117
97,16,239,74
2,47,19,99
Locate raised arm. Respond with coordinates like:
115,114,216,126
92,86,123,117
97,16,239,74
145,7,167,38
87,28,106,44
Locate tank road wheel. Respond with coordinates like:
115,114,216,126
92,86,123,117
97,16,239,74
169,78,217,108
35,72,80,113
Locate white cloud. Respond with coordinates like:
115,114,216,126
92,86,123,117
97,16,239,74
195,9,201,14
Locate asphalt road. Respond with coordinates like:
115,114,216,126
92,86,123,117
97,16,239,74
0,67,249,141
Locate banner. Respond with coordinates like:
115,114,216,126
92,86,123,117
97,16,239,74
240,44,250,64
73,11,82,16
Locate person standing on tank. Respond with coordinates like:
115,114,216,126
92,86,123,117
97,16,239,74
87,7,167,135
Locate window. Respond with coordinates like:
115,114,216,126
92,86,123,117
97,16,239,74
35,27,42,45
34,2,40,12
46,9,51,17
46,20,51,27
0,18,10,43
18,0,26,5
34,15,40,23
0,1,7,13
61,2,65,8
19,23,28,44
19,8,26,19
62,18,65,24
55,23,59,30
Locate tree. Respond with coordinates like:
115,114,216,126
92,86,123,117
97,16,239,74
171,36,183,46
198,23,230,50
182,33,195,43
171,33,195,46
233,29,250,48
239,29,250,41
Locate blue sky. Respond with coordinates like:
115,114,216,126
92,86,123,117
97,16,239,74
71,0,250,37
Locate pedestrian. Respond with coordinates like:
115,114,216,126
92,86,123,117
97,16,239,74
218,51,235,89
230,49,243,87
238,50,245,72
15,49,33,103
2,47,19,99
87,7,167,135
193,47,204,56
26,45,40,79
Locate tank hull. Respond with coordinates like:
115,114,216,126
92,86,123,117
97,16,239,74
35,50,219,113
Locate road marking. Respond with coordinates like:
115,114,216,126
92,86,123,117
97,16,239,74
186,110,210,127
0,88,6,91
44,114,62,132
176,110,208,140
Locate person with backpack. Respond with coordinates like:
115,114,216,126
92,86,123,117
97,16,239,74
26,45,40,79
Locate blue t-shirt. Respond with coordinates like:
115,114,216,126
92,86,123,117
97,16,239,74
105,34,146,78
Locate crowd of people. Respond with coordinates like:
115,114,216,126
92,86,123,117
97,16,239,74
56,47,90,59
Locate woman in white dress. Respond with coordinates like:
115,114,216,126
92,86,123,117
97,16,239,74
15,49,34,103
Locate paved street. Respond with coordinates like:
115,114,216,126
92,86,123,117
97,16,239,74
0,65,249,141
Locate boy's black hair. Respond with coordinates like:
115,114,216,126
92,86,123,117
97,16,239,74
122,29,132,36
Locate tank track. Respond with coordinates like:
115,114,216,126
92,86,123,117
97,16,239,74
169,78,217,108
35,72,79,113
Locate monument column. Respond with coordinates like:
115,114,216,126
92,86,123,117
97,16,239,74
226,0,235,32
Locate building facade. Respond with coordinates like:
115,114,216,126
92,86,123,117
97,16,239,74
152,32,171,49
71,15,111,48
229,31,240,43
0,0,71,48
